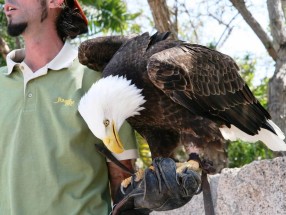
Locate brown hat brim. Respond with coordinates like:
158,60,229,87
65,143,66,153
74,0,88,25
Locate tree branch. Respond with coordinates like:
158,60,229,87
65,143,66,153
208,11,239,48
267,0,286,49
178,2,200,42
229,0,277,61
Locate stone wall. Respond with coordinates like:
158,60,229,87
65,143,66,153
152,157,286,215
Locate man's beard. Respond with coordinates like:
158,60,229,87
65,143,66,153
7,0,47,37
7,22,28,37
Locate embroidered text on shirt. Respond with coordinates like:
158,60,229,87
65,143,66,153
54,97,75,106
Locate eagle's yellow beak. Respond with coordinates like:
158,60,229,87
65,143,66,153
103,121,124,154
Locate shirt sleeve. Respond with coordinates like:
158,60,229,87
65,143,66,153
108,121,139,161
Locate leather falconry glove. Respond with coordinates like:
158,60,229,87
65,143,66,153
111,157,201,215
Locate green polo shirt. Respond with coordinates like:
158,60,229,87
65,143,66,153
0,42,138,215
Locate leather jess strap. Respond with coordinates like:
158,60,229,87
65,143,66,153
202,171,215,215
94,144,135,175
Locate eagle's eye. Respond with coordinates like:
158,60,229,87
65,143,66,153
103,119,110,127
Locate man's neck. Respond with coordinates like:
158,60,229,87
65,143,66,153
22,25,64,72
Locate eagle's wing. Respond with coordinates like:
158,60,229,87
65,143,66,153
79,35,136,72
147,44,273,136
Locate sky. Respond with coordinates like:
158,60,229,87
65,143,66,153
125,0,275,85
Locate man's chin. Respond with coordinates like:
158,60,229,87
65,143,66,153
7,22,27,37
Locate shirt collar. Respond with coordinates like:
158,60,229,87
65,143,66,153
5,41,78,75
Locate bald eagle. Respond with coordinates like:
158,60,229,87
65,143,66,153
78,32,286,169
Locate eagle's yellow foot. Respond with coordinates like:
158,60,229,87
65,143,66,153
148,165,155,171
121,177,132,189
176,160,201,174
121,169,145,188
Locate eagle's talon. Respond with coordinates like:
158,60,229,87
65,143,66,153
121,177,132,189
148,165,155,171
120,168,145,193
134,169,145,182
176,160,201,174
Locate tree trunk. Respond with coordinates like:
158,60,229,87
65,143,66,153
268,50,286,138
147,0,178,39
0,36,10,60
267,0,286,156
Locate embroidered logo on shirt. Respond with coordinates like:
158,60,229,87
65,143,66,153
54,97,75,106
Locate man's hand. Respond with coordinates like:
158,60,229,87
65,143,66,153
108,159,135,201
111,157,201,215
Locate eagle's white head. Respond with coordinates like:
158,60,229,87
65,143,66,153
78,75,146,154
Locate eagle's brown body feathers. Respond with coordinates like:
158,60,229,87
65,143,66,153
79,32,277,171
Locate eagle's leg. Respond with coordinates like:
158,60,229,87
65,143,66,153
176,144,202,174
120,128,181,188
176,149,216,176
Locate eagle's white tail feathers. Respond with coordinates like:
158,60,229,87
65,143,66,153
268,120,285,139
219,120,286,151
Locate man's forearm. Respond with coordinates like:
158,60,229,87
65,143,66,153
108,159,135,201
